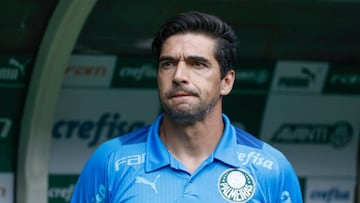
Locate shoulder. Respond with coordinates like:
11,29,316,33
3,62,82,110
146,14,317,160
232,127,302,201
234,127,264,149
117,125,150,145
234,127,294,170
88,125,151,164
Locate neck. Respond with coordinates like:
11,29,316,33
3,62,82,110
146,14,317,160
159,110,224,173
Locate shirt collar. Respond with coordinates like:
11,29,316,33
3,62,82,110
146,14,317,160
145,114,169,172
213,114,241,168
145,114,240,172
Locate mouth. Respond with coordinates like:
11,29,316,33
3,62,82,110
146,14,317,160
171,91,193,98
166,86,198,99
168,94,195,103
165,85,199,102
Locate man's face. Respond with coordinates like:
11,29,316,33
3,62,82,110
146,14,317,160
157,33,233,123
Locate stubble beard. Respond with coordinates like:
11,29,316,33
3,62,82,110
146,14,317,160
161,94,221,124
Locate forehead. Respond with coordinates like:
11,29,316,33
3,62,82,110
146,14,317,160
160,33,217,59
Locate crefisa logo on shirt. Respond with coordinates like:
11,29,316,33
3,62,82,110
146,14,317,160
218,168,256,202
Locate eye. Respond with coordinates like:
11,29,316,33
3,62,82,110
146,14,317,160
186,56,209,69
159,61,176,69
191,61,207,68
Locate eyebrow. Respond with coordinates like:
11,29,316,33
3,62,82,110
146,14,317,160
186,56,211,65
159,55,211,64
159,56,176,63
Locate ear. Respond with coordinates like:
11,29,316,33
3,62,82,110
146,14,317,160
220,69,235,96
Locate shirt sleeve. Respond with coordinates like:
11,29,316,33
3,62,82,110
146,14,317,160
70,140,117,203
275,153,304,203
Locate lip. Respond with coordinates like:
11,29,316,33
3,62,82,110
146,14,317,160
168,93,195,104
170,91,194,98
173,92,192,97
166,86,198,100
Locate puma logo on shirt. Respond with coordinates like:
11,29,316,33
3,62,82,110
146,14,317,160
135,175,160,194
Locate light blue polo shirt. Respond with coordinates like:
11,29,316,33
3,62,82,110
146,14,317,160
71,114,303,203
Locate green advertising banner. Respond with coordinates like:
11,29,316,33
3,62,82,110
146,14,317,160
0,53,32,203
233,60,274,93
0,88,27,172
0,53,32,170
111,56,157,89
324,65,360,95
0,54,33,86
48,175,78,203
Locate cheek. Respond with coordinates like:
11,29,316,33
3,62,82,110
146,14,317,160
157,73,165,86
157,74,166,85
157,76,170,95
198,81,221,98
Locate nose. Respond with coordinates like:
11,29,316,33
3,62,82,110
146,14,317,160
173,61,189,84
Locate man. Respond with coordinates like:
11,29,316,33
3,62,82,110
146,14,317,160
71,11,303,202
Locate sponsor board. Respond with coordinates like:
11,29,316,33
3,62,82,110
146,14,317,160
0,88,26,172
0,118,11,139
0,117,13,171
324,65,360,95
223,94,267,137
63,55,117,88
48,175,78,203
49,88,160,173
111,56,157,88
305,178,355,203
270,61,329,93
0,54,32,85
232,61,274,92
0,173,14,203
260,94,360,177
271,121,353,149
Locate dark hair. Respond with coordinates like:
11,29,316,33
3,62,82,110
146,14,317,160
152,11,237,78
